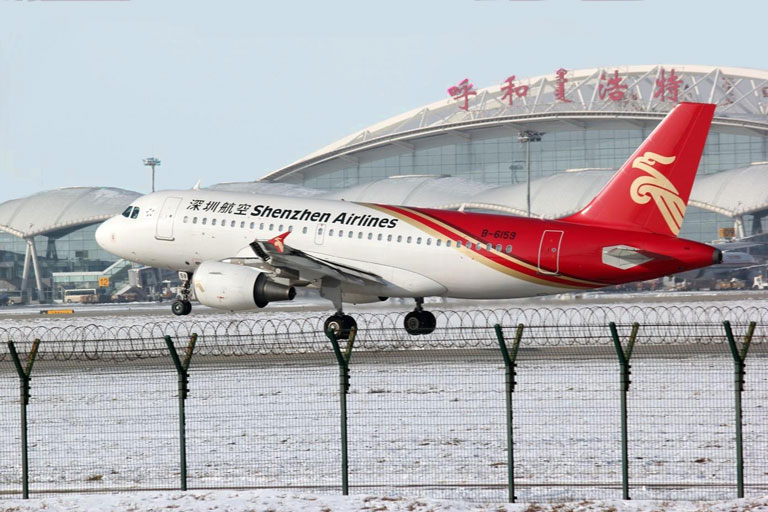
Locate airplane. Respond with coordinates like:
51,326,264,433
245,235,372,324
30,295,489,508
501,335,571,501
96,102,721,338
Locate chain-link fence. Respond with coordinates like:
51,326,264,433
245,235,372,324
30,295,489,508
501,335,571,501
0,305,766,503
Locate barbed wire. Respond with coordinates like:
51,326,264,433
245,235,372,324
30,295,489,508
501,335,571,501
0,305,765,363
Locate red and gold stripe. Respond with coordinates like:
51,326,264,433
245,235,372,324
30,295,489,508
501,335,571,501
364,203,607,290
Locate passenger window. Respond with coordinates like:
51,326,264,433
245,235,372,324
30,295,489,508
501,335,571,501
397,235,402,243
387,234,392,242
302,227,308,234
436,239,442,247
122,206,132,218
183,216,188,223
377,233,383,241
249,222,255,229
486,243,492,251
202,218,207,225
338,230,343,237
318,227,323,235
130,207,140,219
212,219,217,226
407,236,412,243
192,217,198,224
240,221,245,228
367,233,373,240
269,224,274,231
496,244,502,252
357,232,363,239
446,240,452,248
288,225,293,232
278,224,283,231
416,237,422,245
426,238,431,245
329,229,334,237
475,242,482,250
465,241,472,249
260,223,265,230
505,245,512,254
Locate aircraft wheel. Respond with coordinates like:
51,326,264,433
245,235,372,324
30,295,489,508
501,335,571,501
341,314,357,334
172,300,189,316
324,314,356,340
404,310,435,336
420,310,436,335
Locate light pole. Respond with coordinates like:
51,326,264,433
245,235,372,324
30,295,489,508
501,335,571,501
143,157,161,192
517,131,543,217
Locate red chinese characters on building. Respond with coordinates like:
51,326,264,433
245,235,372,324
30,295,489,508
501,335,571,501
500,75,529,106
554,68,572,103
598,70,627,102
654,68,683,103
447,78,477,111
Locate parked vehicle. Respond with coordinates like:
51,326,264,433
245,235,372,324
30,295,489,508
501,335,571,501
63,288,98,304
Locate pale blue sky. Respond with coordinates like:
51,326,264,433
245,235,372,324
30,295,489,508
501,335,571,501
0,0,763,200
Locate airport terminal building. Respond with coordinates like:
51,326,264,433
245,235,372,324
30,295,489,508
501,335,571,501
261,65,768,243
0,64,766,302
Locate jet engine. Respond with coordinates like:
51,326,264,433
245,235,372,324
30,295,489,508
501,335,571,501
192,261,295,310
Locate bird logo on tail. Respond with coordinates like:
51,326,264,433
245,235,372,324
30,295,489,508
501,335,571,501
629,152,684,236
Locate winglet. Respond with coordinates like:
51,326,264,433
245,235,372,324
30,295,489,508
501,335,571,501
192,179,201,190
267,231,291,253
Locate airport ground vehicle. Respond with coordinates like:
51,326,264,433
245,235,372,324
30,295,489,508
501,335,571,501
63,288,99,304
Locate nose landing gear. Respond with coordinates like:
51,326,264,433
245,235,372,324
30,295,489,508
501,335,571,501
403,297,436,336
171,271,193,316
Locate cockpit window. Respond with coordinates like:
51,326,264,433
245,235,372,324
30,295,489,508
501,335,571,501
122,206,133,218
130,207,140,219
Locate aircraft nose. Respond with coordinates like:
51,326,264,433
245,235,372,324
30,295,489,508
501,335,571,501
95,218,114,251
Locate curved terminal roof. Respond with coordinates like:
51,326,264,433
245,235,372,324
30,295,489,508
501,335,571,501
318,166,768,221
322,172,612,218
208,181,323,197
263,65,768,183
320,175,495,207
691,163,768,217
0,187,140,238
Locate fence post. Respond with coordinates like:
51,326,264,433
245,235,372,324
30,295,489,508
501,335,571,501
165,333,197,491
723,320,754,499
610,321,638,501
326,327,356,496
7,339,40,500
494,323,523,504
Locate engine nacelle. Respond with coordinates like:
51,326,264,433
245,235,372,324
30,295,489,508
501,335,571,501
192,261,295,311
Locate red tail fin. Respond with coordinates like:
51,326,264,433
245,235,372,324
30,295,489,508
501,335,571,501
562,102,715,236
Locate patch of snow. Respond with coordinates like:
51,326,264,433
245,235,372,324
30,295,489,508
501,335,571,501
0,490,767,512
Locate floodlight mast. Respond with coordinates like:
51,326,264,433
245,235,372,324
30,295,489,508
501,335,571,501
143,157,161,192
143,157,161,193
517,131,543,217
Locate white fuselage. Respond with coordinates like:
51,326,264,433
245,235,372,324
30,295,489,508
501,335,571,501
96,189,579,301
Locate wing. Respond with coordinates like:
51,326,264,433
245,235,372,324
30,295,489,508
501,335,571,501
247,232,386,287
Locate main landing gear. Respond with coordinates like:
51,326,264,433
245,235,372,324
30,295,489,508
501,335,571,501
320,277,435,338
403,297,436,336
323,313,357,341
172,271,193,316
321,277,357,340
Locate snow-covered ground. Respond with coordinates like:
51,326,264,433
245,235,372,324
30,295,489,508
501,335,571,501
0,490,767,512
0,294,767,509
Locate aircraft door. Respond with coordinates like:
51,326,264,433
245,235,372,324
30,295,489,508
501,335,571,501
155,196,183,241
538,230,563,275
314,223,326,245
